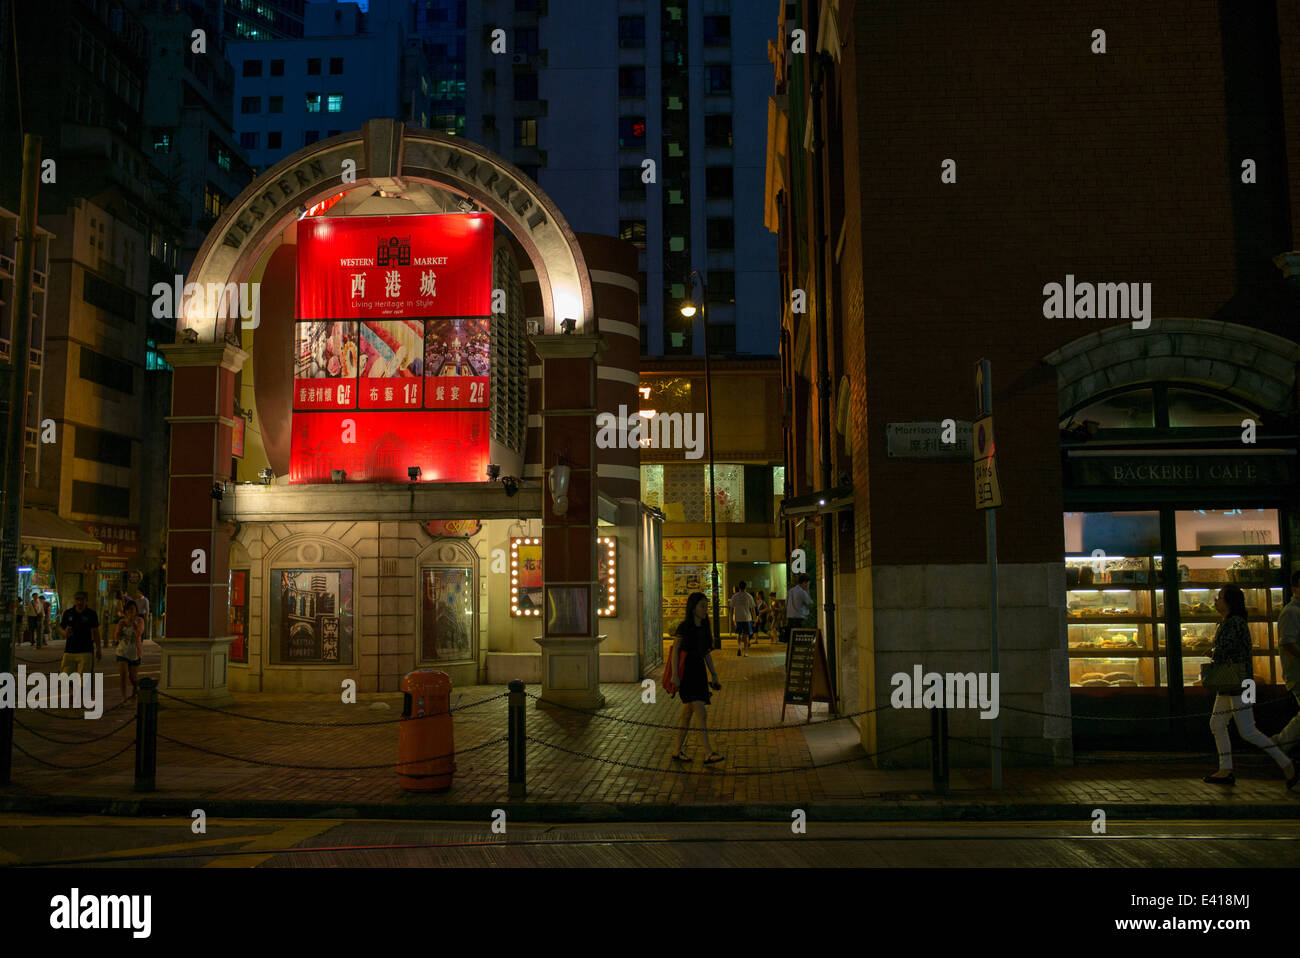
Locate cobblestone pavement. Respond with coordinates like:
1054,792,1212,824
4,638,1300,812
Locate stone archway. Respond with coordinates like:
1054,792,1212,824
182,119,594,340
159,120,610,706
1044,319,1300,416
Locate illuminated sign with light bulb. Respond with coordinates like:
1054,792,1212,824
509,536,618,617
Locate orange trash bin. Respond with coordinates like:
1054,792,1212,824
397,669,455,791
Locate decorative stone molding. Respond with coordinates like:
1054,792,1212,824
1044,319,1300,417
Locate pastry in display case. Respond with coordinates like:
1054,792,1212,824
1070,657,1150,687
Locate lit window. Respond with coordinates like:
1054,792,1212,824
305,93,321,112
326,93,343,113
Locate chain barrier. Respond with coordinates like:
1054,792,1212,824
154,731,507,771
12,737,136,770
521,689,887,732
154,689,508,727
524,733,930,777
13,712,137,745
14,693,137,721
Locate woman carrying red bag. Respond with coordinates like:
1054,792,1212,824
669,592,723,765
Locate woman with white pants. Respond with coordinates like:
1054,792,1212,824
1203,584,1298,789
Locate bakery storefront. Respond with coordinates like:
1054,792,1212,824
160,122,653,702
1061,383,1295,745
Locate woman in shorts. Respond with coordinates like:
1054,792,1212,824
113,599,144,699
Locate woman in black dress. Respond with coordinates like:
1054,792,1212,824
671,592,724,764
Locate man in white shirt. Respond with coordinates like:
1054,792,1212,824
25,592,43,646
728,581,757,656
1272,571,1300,754
786,575,813,630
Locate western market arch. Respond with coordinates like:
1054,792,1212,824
159,118,651,706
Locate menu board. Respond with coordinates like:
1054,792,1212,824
781,628,837,722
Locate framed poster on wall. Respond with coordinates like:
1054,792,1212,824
229,569,249,663
421,567,474,660
269,568,355,664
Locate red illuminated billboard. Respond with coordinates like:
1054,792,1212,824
297,213,492,319
289,410,489,484
425,317,490,409
359,320,424,409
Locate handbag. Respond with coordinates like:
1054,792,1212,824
661,650,688,695
1200,660,1250,695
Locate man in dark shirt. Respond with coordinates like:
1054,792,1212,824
58,591,101,676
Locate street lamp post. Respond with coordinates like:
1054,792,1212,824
680,271,721,648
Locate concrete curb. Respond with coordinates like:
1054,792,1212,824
3,792,1300,823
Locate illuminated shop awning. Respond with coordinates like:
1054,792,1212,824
18,509,104,551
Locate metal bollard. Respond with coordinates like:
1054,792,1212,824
134,677,158,792
507,679,526,798
930,705,949,794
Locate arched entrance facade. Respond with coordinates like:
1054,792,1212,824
159,120,651,704
1047,319,1300,744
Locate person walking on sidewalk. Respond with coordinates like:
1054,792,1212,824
728,580,757,656
24,591,42,646
58,591,101,676
754,590,771,639
785,575,814,640
670,592,724,765
1271,570,1300,756
113,599,144,699
1204,584,1298,788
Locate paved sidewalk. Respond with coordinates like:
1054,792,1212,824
3,638,1299,821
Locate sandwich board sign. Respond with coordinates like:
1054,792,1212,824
782,628,838,723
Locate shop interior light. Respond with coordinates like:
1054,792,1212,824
1212,554,1241,559
16,566,32,573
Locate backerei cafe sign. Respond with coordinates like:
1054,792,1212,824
290,212,493,484
1069,454,1294,487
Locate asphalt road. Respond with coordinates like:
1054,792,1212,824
1,814,1299,868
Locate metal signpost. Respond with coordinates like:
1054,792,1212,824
974,359,1003,790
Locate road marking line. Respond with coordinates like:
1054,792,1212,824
204,821,337,868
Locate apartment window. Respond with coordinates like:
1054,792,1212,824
706,270,735,303
515,27,539,56
79,347,133,394
204,183,225,217
513,72,538,101
269,95,283,114
705,114,732,148
514,118,537,147
307,57,321,75
72,480,131,519
242,59,262,77
239,131,259,149
619,219,647,250
618,15,645,48
304,130,320,144
240,95,260,114
707,217,734,249
152,131,170,153
619,116,646,149
268,131,282,149
83,273,133,320
305,92,321,112
326,93,343,112
705,65,731,94
706,322,736,352
270,58,284,76
329,57,344,75
618,167,642,201
703,15,731,47
705,166,733,198
74,426,132,468
618,66,646,98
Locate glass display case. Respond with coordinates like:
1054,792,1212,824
1066,555,1157,688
